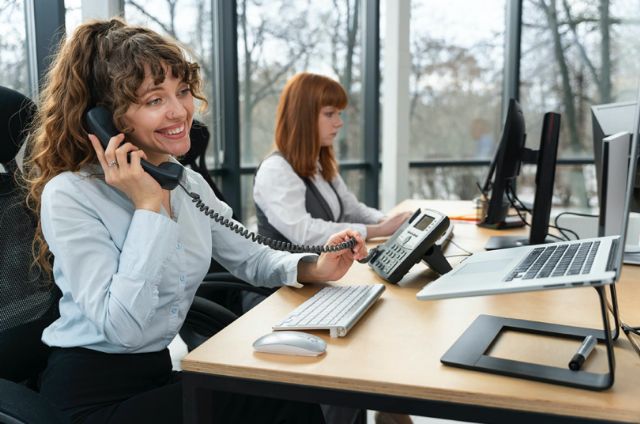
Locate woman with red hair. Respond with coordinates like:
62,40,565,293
254,72,411,246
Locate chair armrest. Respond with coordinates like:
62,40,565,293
180,296,239,352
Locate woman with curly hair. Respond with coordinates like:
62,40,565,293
25,18,365,424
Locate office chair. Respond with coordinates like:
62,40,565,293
179,120,273,351
0,85,68,424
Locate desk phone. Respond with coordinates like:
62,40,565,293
368,209,452,283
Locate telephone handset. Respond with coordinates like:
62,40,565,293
365,209,452,283
86,106,184,190
84,106,355,254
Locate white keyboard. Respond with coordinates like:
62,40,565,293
273,284,385,337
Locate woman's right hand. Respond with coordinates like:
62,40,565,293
365,210,413,239
89,133,164,212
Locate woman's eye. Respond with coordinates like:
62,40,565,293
179,87,191,96
147,97,162,106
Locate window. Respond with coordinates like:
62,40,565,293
520,0,640,208
0,0,29,93
408,0,506,200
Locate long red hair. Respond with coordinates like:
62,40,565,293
274,73,347,180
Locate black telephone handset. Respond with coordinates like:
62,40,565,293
84,105,355,254
366,209,452,283
85,106,183,190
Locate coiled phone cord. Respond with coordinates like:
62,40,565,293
179,184,356,254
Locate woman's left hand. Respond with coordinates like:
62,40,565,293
298,230,367,283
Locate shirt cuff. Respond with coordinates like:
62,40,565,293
285,254,319,288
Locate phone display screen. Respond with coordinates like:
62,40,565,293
413,215,434,231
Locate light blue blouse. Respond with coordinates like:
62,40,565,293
40,164,311,353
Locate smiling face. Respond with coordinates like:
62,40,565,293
123,67,194,165
317,106,343,147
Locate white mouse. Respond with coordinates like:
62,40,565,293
253,331,326,357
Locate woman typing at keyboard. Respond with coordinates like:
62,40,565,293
254,72,412,245
24,18,366,424
254,72,414,424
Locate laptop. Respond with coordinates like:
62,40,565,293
416,236,619,300
418,86,640,302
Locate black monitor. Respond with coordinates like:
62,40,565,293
479,98,528,229
480,99,562,250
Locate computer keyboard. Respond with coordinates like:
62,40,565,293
273,284,385,338
504,240,601,281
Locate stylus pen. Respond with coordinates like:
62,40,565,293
569,335,597,371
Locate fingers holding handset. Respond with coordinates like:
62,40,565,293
326,229,367,261
88,133,163,211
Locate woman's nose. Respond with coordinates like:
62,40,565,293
167,98,187,120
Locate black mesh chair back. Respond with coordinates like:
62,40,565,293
0,86,66,423
181,119,238,221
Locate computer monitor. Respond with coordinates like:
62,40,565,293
479,98,527,229
591,101,640,213
591,100,640,263
479,98,562,250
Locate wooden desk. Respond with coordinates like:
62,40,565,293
182,200,640,423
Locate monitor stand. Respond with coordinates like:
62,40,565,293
484,234,556,251
477,215,525,230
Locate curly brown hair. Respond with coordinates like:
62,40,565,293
24,17,208,274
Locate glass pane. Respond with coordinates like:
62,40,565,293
518,164,598,209
340,168,366,203
521,0,640,160
520,0,640,208
408,0,506,161
0,0,28,92
237,0,364,167
409,166,487,201
124,0,219,168
64,0,82,34
241,173,257,229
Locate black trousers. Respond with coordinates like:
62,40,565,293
39,347,325,424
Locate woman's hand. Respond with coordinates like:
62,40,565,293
297,230,367,283
89,133,164,212
365,211,413,239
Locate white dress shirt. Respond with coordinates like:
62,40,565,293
40,163,312,353
254,154,384,246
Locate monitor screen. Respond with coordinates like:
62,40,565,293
480,98,527,227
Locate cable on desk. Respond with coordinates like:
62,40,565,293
505,186,578,241
447,239,473,256
553,211,598,241
605,298,640,357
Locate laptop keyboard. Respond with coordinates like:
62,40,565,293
504,240,601,282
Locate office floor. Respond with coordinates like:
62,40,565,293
169,336,470,424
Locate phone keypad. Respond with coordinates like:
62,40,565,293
375,244,409,274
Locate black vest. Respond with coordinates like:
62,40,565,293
255,154,343,245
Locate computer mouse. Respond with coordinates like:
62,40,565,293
252,331,326,357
